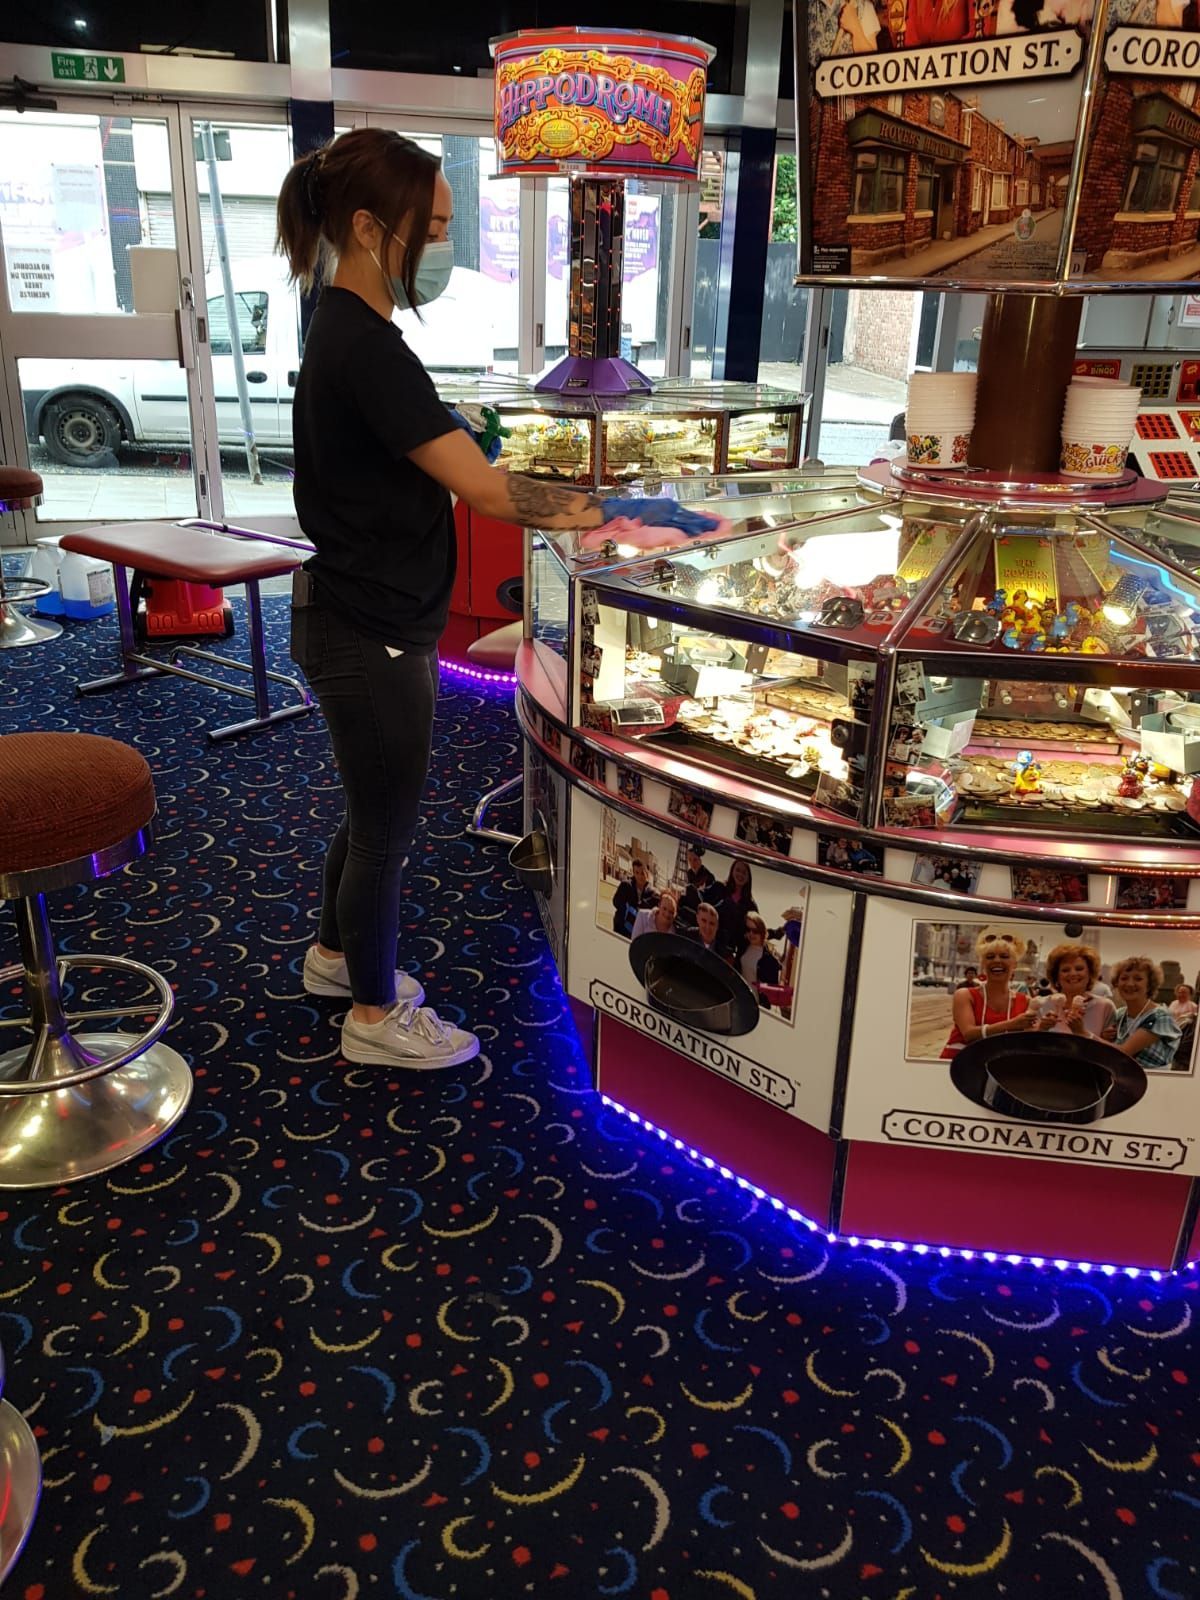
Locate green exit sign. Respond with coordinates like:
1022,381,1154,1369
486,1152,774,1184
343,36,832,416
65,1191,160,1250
51,51,126,84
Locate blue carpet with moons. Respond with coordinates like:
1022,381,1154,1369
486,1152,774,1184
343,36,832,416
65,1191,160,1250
1,597,1199,1600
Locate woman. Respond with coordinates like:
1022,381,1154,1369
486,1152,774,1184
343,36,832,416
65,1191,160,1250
940,929,1035,1058
1110,956,1182,1071
1033,942,1115,1038
737,913,782,1009
632,891,677,942
716,859,757,952
277,130,715,1069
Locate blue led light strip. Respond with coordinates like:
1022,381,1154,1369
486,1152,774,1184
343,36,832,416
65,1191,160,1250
598,1093,1193,1283
439,658,517,687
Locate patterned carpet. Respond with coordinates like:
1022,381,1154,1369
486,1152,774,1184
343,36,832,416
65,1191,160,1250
1,598,1199,1600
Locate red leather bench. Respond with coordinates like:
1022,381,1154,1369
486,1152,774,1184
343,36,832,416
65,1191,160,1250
59,521,313,742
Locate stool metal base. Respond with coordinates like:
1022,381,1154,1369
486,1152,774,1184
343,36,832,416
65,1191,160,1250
466,773,522,846
0,1398,41,1585
0,605,61,650
0,1033,192,1188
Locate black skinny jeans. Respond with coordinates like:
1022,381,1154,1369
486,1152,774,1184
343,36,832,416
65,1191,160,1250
290,600,439,1007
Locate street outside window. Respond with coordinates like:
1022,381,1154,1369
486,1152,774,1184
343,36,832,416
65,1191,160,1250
207,291,268,355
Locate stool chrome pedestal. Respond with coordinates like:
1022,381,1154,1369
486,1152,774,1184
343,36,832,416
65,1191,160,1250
0,734,193,1188
0,1344,41,1585
0,573,61,649
0,466,57,648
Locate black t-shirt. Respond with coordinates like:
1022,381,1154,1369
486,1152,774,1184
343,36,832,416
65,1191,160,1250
292,287,457,649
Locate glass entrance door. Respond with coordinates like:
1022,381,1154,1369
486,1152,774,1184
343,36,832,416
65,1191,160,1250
0,100,207,533
180,109,302,524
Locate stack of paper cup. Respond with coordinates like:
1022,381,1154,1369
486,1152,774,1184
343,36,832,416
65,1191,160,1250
905,373,977,470
1060,377,1141,478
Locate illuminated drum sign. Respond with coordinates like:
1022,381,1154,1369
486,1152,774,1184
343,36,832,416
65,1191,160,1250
490,28,713,179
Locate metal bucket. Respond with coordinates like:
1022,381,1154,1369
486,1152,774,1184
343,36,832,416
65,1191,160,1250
509,830,553,897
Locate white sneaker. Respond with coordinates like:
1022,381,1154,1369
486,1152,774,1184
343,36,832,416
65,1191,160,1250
303,946,425,1007
341,1001,480,1071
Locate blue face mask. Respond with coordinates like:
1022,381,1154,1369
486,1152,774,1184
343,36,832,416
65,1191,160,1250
372,226,454,310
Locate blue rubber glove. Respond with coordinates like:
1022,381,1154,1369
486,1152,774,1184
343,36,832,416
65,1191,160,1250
599,497,720,537
446,406,502,464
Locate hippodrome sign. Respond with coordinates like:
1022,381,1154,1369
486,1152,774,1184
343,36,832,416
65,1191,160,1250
489,28,714,179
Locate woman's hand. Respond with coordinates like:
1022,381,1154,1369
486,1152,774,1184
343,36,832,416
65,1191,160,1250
445,406,503,464
1101,1022,1117,1042
1007,1011,1036,1033
1033,1008,1057,1031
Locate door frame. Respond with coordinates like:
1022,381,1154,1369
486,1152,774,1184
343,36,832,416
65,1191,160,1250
177,101,307,532
0,95,207,542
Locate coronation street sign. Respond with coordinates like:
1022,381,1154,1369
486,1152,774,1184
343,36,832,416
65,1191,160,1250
590,980,797,1110
883,1109,1187,1170
814,30,1082,98
1108,27,1200,78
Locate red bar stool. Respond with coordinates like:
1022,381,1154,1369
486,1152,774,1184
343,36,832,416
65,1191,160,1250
0,732,192,1187
0,467,58,650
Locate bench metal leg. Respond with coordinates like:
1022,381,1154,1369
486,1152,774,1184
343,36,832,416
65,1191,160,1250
75,566,313,741
76,563,161,694
467,773,523,845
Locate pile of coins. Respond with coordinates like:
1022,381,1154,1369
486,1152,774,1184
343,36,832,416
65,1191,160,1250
954,752,1187,813
972,718,1117,746
674,695,846,781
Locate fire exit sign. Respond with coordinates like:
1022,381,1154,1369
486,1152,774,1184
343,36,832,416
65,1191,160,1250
51,52,126,84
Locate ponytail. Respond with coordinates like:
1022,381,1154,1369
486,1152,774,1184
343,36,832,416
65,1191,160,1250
276,129,440,301
276,148,326,292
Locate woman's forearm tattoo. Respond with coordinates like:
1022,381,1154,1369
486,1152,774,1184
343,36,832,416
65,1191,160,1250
505,475,604,525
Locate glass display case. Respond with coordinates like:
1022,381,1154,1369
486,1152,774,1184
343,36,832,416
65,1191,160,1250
882,507,1200,841
435,377,808,488
600,402,721,481
649,470,860,503
534,485,1200,848
529,534,570,663
567,499,978,818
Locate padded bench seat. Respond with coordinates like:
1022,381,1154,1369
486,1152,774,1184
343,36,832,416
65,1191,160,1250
59,520,313,743
62,524,303,586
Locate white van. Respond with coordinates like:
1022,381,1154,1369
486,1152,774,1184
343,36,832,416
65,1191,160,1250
23,256,500,466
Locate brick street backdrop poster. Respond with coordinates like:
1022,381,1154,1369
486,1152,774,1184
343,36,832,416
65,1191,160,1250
797,0,1095,285
1074,4,1200,285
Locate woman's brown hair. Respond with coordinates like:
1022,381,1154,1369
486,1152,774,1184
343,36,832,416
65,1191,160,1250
276,128,440,304
1045,941,1100,989
1111,954,1164,999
